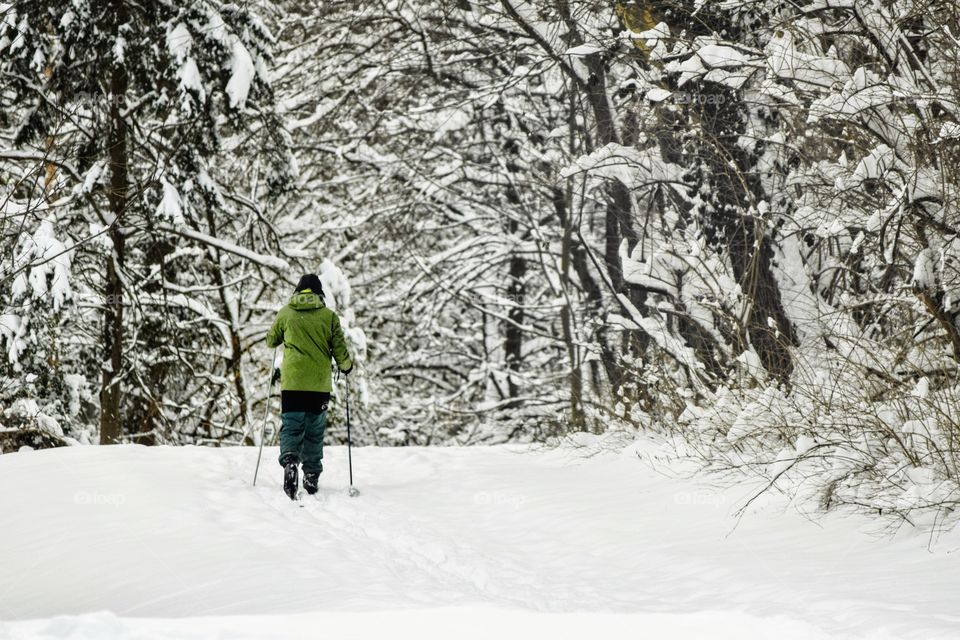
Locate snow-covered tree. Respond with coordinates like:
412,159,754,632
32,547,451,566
1,0,293,443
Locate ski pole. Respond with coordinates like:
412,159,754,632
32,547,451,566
253,347,279,486
345,373,359,497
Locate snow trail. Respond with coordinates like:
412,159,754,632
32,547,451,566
0,442,958,639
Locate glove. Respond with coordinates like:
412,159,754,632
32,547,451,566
341,364,353,376
271,368,281,385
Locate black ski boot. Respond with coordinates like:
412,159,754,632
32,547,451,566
282,456,299,500
303,471,320,495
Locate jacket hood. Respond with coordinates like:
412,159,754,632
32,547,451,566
295,274,324,298
288,290,325,311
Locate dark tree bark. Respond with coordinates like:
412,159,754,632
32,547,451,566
502,0,651,398
692,82,797,381
553,187,585,430
503,164,527,407
100,1,129,445
504,249,526,402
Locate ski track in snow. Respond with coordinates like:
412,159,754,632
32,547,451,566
0,443,959,639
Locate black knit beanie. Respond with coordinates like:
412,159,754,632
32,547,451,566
294,273,324,297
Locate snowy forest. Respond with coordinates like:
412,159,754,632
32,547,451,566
3,0,960,528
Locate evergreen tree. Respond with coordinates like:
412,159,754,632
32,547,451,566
1,0,293,443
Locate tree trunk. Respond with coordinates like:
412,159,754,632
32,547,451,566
553,187,585,431
99,3,129,445
504,249,525,404
696,81,796,381
501,0,646,399
581,54,652,404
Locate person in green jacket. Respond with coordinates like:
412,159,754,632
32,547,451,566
266,273,353,499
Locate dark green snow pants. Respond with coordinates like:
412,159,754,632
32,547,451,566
278,411,328,474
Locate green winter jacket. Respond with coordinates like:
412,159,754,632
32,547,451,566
266,290,353,392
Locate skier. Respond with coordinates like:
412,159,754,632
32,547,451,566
266,274,353,499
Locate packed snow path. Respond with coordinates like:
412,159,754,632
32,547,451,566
1,443,958,639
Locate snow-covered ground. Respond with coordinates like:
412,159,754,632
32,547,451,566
0,441,958,639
